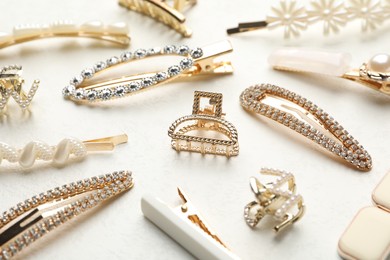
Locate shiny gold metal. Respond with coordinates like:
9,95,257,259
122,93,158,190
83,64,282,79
83,133,128,151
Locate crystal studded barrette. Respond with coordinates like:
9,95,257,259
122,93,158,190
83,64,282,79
240,84,372,171
0,134,127,169
119,0,196,37
269,48,390,96
0,20,130,50
0,170,134,259
62,40,233,104
227,0,390,38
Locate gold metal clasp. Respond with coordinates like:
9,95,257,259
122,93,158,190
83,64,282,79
83,134,128,151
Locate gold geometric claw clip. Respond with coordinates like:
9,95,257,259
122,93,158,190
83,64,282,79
119,0,196,37
168,91,239,157
244,168,305,232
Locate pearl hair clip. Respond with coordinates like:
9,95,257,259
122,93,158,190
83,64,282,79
0,65,39,112
118,0,196,37
62,40,233,104
269,48,390,96
240,84,372,171
227,0,390,38
0,170,134,259
0,20,130,50
0,133,128,169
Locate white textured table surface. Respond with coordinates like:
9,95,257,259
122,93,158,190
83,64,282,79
0,0,389,259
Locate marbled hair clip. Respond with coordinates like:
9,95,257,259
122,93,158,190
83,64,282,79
0,20,130,50
269,48,390,96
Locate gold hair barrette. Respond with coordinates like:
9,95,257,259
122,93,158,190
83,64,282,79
0,133,127,168
0,170,134,259
0,20,130,50
119,0,196,37
168,91,239,157
240,84,372,171
244,168,305,232
0,65,39,112
62,40,233,104
269,48,390,96
227,0,390,38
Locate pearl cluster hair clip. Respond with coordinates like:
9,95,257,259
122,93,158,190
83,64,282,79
227,0,390,38
0,20,130,50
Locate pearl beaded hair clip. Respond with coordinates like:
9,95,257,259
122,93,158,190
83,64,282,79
227,0,390,38
269,48,390,96
0,170,134,259
0,134,127,169
0,20,130,50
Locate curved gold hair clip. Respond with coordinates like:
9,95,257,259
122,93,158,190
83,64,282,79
240,84,372,171
0,20,130,50
0,170,134,259
119,0,196,37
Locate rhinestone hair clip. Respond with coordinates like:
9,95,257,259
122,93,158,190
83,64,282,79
62,40,233,104
0,134,127,169
0,20,130,50
119,0,196,37
227,0,390,38
0,170,134,259
269,48,390,96
240,84,372,171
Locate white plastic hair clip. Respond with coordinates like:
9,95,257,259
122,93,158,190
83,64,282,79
141,188,240,260
269,48,390,96
0,20,130,50
227,0,390,38
0,134,127,168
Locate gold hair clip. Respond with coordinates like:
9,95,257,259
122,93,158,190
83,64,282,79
62,40,233,104
0,20,130,50
269,48,390,96
0,170,134,259
240,84,372,171
244,168,305,232
227,0,390,38
118,0,196,37
0,133,127,168
0,65,39,112
168,91,239,157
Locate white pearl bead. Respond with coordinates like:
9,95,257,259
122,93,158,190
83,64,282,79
367,53,390,74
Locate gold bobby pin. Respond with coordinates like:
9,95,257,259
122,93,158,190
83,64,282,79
240,84,372,171
168,91,239,157
62,40,233,104
0,170,134,259
0,20,130,50
118,0,196,37
0,133,128,168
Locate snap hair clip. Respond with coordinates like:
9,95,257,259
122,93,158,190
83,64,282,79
244,168,305,232
227,0,390,38
0,65,40,112
269,48,390,96
338,171,390,259
0,20,130,50
62,40,233,104
0,133,128,168
240,84,372,171
168,91,239,157
118,0,196,37
141,188,240,260
0,170,134,259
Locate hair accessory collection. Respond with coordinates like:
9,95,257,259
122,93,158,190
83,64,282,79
0,170,134,259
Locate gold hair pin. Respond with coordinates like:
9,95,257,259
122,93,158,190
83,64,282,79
62,40,233,104
240,84,372,171
119,0,196,37
227,0,390,38
0,20,130,50
168,91,239,157
0,133,127,168
244,168,305,232
0,170,134,259
0,65,39,112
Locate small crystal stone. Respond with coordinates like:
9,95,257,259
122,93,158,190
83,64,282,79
74,89,85,100
85,90,98,101
114,85,126,97
190,48,203,58
99,89,112,100
62,85,75,97
141,77,154,87
106,56,120,66
147,47,161,56
134,49,146,59
81,68,94,79
128,82,141,92
163,45,176,54
120,51,132,61
177,45,189,55
70,75,83,86
154,72,168,82
180,58,193,69
168,65,181,76
93,61,106,72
